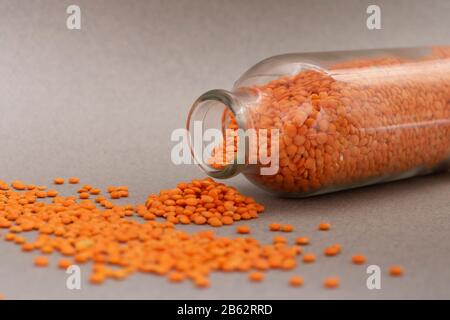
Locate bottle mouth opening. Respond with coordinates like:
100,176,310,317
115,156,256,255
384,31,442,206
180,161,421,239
186,89,247,179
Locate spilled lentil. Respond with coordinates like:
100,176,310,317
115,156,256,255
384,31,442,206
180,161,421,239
0,176,406,291
0,178,296,288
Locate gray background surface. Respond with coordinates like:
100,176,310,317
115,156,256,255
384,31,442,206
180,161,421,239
0,0,449,299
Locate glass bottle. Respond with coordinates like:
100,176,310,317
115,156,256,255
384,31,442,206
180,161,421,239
187,46,450,197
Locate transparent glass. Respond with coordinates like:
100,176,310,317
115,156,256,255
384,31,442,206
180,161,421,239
187,46,450,197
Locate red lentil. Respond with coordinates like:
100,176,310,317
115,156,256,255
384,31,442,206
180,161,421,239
351,254,366,265
302,253,316,263
21,243,34,252
273,235,287,244
289,275,304,287
46,190,58,197
318,222,331,231
90,188,101,195
54,178,64,185
281,224,294,232
90,273,106,284
168,272,186,283
237,225,251,234
295,237,310,245
268,223,281,231
145,178,264,227
0,177,405,291
58,259,72,269
324,277,340,289
389,265,404,277
79,192,90,199
68,177,80,184
34,256,49,267
248,271,265,282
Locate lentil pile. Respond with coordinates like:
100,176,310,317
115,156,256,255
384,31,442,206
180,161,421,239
209,47,450,195
144,178,264,226
0,177,403,292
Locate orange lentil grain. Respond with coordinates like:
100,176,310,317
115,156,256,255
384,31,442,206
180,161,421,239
295,237,310,245
194,216,206,225
46,189,58,197
54,178,64,185
389,265,404,277
21,243,35,252
41,245,54,254
58,259,72,269
273,236,287,244
34,256,49,267
302,253,316,263
318,222,331,231
236,225,251,234
289,276,304,287
194,277,210,288
269,223,281,231
68,177,80,184
222,216,234,225
14,236,26,245
119,191,129,198
248,271,265,282
208,217,222,227
107,186,116,193
36,191,47,198
281,224,294,232
110,192,121,199
4,233,16,241
11,180,26,191
324,277,340,289
90,273,106,284
90,188,101,195
351,254,366,265
324,246,340,257
168,272,186,283
79,192,90,199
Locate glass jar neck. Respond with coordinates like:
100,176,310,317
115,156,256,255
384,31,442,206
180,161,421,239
186,89,255,179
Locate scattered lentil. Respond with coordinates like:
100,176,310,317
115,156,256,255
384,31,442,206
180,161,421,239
248,271,265,282
68,177,80,184
54,178,64,185
58,259,72,269
302,253,316,263
295,237,310,245
0,178,295,288
268,223,281,231
281,224,294,232
237,225,251,234
318,222,331,231
389,265,404,277
324,277,340,289
34,256,49,267
351,254,366,265
289,275,304,287
0,177,405,291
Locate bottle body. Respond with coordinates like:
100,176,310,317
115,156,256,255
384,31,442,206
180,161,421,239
187,46,450,197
